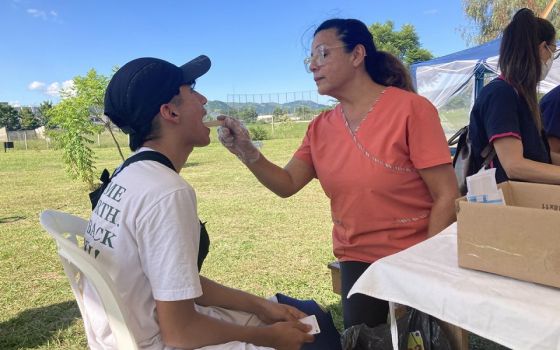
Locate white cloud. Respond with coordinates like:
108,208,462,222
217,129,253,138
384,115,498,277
28,81,46,90
45,82,61,96
61,80,76,97
28,79,74,97
62,80,74,90
26,8,59,21
45,80,75,97
27,8,47,19
9,101,21,107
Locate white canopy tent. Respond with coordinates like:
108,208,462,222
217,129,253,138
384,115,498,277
410,38,560,135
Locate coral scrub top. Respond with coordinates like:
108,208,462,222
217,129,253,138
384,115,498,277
294,87,451,263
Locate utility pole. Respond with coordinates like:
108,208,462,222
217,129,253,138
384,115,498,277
541,0,557,18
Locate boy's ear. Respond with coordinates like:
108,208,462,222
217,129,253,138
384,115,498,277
159,104,180,123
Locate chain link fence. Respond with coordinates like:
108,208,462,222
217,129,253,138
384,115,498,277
1,126,129,151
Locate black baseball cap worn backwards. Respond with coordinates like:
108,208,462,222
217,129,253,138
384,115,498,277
104,55,211,135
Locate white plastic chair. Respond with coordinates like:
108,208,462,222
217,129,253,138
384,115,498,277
40,209,138,350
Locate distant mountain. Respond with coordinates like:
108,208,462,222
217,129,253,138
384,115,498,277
206,100,230,113
283,100,328,110
205,100,329,117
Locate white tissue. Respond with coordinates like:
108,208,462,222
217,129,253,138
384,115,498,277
466,168,505,205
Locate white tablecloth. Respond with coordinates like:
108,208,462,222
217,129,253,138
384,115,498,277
348,222,560,350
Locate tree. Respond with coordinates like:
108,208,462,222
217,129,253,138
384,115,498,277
227,107,241,119
272,106,285,119
462,0,560,45
238,106,258,123
37,100,54,127
295,106,313,120
19,107,41,130
369,21,433,65
0,103,21,131
248,125,270,140
49,69,109,189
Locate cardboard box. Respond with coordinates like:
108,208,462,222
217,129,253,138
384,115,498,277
456,181,560,288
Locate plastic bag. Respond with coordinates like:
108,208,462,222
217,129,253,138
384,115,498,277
341,308,452,350
447,125,495,196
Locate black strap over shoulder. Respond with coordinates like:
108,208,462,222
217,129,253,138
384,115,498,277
120,151,176,175
198,221,210,270
89,151,210,271
89,151,175,210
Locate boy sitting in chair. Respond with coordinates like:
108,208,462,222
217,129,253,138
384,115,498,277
84,55,314,350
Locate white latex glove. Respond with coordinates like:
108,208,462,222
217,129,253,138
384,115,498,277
217,115,260,164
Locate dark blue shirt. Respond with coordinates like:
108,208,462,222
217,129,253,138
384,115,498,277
469,78,550,183
540,85,560,138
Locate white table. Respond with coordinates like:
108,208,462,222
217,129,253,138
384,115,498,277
348,223,560,350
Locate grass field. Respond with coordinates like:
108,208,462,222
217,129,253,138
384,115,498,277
0,125,340,349
0,122,508,349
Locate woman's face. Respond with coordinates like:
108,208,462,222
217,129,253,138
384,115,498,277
308,28,354,97
540,40,557,63
538,39,557,80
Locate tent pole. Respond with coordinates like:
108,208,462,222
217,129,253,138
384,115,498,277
541,0,557,19
474,66,486,101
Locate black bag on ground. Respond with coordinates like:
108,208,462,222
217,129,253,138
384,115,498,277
341,308,452,350
448,126,495,195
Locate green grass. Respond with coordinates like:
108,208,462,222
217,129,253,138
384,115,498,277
0,124,508,349
439,108,470,137
0,129,339,349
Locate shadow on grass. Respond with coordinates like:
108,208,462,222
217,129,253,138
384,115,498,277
0,301,81,349
325,301,343,332
183,162,199,168
0,216,26,224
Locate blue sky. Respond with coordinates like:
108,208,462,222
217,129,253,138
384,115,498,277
1,0,472,107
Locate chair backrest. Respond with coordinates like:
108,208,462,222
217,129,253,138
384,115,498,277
39,209,138,350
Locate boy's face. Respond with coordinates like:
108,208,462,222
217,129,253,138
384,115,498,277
173,84,211,147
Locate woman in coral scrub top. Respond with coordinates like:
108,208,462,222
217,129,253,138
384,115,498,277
218,18,459,329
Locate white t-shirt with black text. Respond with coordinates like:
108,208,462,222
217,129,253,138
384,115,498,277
84,149,202,349
82,148,273,350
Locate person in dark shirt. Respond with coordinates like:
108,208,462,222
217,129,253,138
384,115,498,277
469,8,560,184
540,84,560,155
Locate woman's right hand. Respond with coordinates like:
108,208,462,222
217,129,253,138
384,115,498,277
217,115,260,164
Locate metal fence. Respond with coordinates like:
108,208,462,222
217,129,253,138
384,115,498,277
1,126,52,150
1,127,129,151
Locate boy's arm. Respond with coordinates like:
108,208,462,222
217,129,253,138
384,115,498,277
195,276,306,323
155,297,313,349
